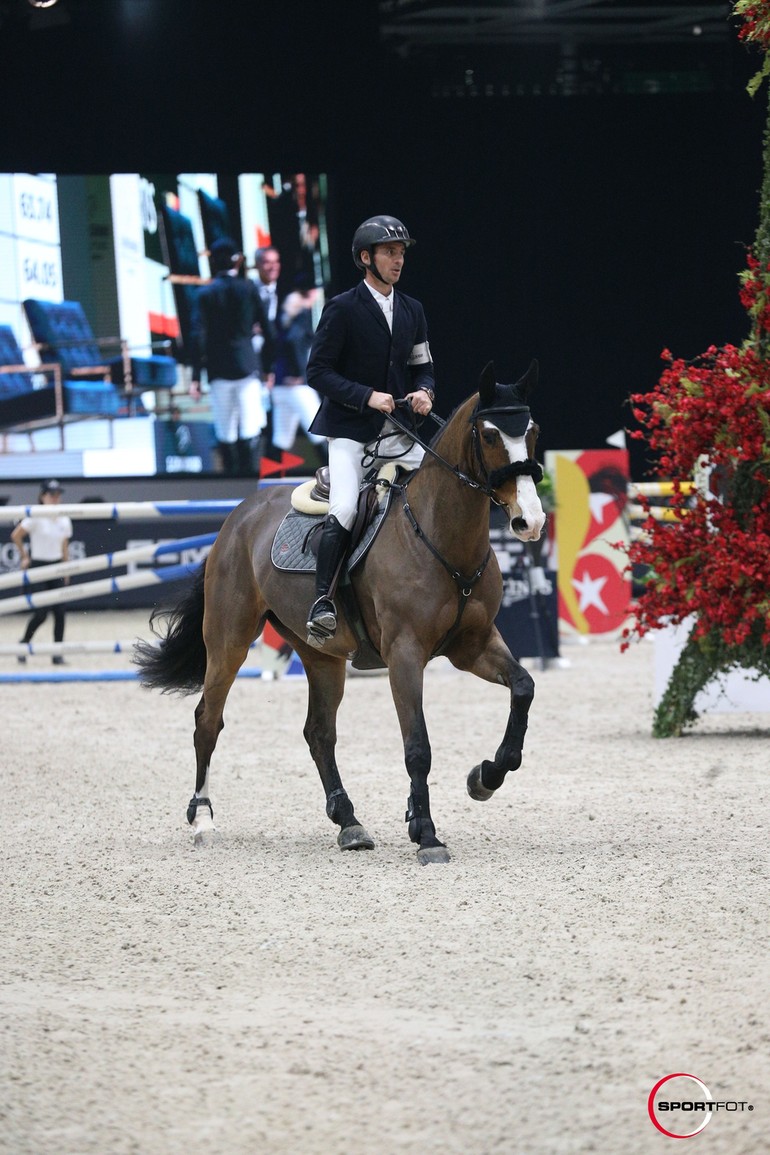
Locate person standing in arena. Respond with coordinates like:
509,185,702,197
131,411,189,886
304,214,435,642
11,479,73,665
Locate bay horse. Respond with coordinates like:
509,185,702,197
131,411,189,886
134,361,546,864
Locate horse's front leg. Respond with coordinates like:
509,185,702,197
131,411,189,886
448,627,534,801
386,640,451,865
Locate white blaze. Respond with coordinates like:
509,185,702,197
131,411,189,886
485,419,546,542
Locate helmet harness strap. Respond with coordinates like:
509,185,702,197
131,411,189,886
363,247,391,287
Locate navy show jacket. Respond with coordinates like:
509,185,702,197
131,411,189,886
307,280,435,441
192,272,273,382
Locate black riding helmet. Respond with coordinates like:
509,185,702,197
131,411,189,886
352,215,416,284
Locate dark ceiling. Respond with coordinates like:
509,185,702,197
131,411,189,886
0,0,750,102
0,0,757,164
378,0,748,96
379,1,733,48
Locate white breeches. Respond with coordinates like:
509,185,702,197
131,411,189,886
271,383,325,450
209,376,267,443
328,420,425,530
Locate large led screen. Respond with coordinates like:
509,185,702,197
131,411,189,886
0,171,330,479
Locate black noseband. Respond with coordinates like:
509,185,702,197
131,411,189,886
487,458,544,488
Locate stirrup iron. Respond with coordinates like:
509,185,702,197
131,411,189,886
306,597,337,639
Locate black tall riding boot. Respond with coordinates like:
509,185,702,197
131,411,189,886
306,515,352,640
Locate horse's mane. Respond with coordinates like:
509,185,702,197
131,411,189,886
428,393,477,451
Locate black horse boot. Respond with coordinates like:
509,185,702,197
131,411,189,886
306,515,352,641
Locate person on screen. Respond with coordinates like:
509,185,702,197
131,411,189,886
251,246,281,456
304,214,435,643
264,173,320,290
11,479,72,665
271,271,327,461
252,245,281,370
190,237,274,475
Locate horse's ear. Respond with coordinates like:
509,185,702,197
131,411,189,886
516,359,538,399
478,361,496,405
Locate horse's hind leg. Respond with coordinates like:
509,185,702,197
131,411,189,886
295,643,375,851
449,630,535,801
189,610,261,845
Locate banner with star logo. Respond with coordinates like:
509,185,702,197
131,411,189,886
545,448,632,637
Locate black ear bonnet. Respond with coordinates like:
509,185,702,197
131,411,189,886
472,360,542,487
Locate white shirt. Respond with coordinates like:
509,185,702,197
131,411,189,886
20,514,72,562
365,281,394,332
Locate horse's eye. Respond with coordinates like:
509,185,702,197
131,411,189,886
482,429,498,447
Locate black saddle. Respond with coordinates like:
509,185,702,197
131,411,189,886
304,468,382,560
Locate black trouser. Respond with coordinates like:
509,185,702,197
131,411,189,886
21,562,65,643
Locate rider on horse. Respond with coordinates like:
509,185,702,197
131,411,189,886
304,215,436,642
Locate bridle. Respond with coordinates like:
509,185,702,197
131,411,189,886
470,406,544,495
384,398,543,507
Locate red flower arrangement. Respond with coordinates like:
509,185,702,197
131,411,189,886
624,334,770,650
621,2,770,734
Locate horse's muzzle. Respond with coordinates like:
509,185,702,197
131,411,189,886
510,515,545,542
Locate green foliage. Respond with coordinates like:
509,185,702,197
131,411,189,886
653,620,770,737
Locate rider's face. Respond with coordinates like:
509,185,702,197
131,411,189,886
365,242,406,289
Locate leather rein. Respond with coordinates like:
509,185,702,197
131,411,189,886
385,398,543,507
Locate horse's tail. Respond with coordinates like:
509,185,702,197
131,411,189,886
133,560,208,695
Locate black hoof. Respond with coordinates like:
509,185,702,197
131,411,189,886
417,844,451,865
467,764,495,801
338,824,375,851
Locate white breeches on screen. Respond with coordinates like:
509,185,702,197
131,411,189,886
271,383,325,450
209,376,267,443
328,420,425,530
